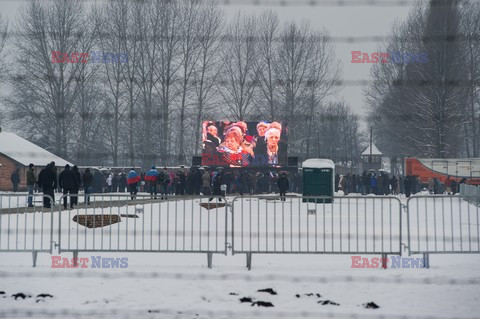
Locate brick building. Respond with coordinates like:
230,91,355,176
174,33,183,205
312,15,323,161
0,131,72,191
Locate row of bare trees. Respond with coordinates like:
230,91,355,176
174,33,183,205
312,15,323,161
365,0,480,161
1,0,361,168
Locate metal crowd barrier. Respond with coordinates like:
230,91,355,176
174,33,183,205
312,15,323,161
2,192,480,270
459,184,480,205
0,194,55,267
230,195,402,269
407,195,480,267
57,194,228,268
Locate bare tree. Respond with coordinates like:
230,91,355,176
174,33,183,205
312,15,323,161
193,0,223,155
154,0,183,164
177,0,203,163
9,0,99,158
122,0,143,166
275,21,316,155
365,0,469,158
460,0,480,157
98,0,130,166
404,0,466,157
219,13,258,120
0,14,9,129
254,10,280,121
315,102,362,166
304,29,341,158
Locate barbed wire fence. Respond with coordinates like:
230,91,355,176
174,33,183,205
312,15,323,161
0,0,477,6
0,270,479,285
2,308,477,319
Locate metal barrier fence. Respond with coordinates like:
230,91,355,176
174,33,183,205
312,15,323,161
460,184,480,205
2,192,480,269
0,194,54,267
57,194,228,268
230,195,402,269
407,195,480,267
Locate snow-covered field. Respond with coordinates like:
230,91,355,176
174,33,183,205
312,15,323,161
1,193,479,318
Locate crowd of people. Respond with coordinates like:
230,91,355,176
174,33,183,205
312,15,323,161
8,163,470,209
335,171,467,197
11,163,302,208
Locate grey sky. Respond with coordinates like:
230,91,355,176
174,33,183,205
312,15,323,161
0,0,413,125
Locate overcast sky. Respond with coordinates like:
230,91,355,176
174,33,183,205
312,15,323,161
0,0,413,126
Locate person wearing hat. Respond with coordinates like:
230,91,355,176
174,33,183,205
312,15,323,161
26,164,36,207
38,162,57,208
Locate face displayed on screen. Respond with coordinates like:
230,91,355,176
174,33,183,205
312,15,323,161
207,125,218,137
225,136,240,151
257,123,268,137
266,129,280,148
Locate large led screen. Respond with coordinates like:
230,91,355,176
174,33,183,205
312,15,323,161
201,121,288,167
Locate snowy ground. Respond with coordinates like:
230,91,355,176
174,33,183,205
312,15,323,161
0,192,479,318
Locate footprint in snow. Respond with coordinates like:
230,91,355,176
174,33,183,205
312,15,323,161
257,288,277,295
251,301,274,307
363,302,380,309
318,300,340,306
239,297,253,303
12,293,31,300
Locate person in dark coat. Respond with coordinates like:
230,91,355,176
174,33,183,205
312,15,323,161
390,175,399,195
277,173,289,201
458,178,467,193
404,176,411,198
176,170,186,195
11,169,20,192
257,128,287,166
382,173,390,195
118,173,127,192
157,168,170,200
362,171,370,195
193,168,203,195
433,177,441,195
209,170,225,202
26,164,36,207
71,165,81,207
112,174,119,193
370,174,378,195
82,168,94,205
376,174,383,195
93,170,104,193
59,164,79,209
38,162,57,208
249,172,258,195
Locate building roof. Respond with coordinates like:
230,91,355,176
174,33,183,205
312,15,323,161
302,158,335,169
0,132,72,167
362,143,382,156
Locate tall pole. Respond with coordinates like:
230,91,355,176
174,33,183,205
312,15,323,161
369,126,373,164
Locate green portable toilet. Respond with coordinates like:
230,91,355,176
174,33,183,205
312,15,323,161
302,158,335,203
